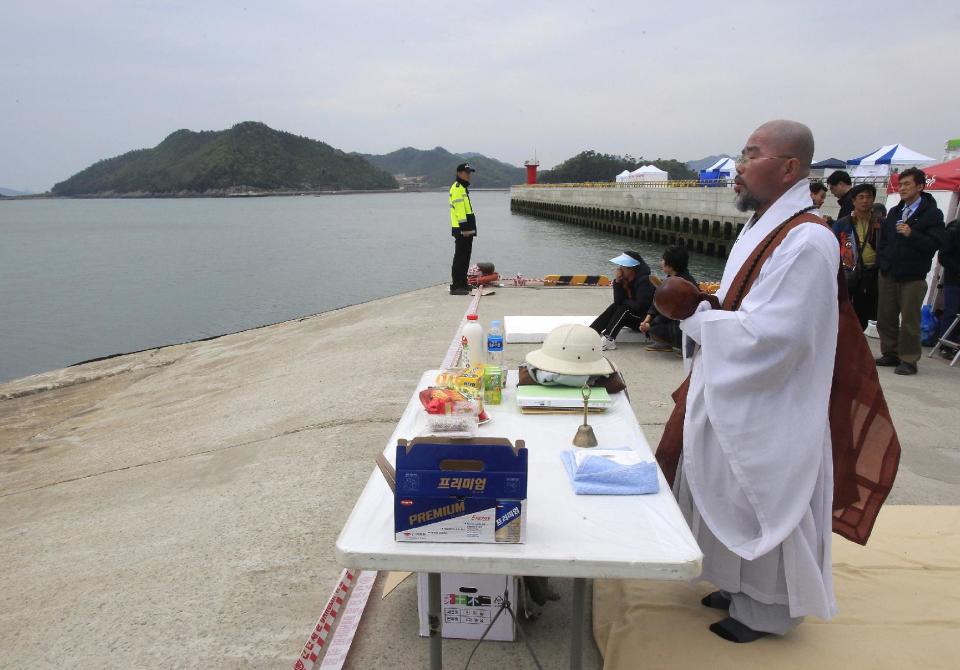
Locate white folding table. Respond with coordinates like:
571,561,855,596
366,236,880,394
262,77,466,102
336,370,702,669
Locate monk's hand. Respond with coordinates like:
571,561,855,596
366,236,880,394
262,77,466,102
699,293,721,310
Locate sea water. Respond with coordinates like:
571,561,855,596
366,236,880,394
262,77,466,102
0,191,725,382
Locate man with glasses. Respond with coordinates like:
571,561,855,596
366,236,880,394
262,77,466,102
875,167,945,375
664,120,840,643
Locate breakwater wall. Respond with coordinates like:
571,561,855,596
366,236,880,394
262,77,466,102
510,185,839,259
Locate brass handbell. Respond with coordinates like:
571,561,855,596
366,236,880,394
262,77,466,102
572,384,598,447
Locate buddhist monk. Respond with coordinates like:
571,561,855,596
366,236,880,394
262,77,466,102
672,120,838,642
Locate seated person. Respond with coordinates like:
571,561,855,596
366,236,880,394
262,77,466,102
590,251,654,351
640,245,697,352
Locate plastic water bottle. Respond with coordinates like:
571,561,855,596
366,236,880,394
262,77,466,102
462,314,485,369
486,320,504,368
484,320,505,403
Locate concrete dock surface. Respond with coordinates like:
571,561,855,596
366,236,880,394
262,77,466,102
1,285,957,669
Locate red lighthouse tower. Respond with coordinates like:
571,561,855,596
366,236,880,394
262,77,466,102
524,158,540,185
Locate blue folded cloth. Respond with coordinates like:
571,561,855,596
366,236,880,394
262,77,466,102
561,448,659,495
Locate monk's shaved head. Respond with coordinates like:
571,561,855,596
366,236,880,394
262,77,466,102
736,120,816,215
752,120,814,176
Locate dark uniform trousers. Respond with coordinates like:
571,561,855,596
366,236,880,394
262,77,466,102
451,235,473,289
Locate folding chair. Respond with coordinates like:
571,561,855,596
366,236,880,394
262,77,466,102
928,314,960,367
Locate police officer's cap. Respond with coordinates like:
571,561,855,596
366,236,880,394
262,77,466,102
456,163,476,173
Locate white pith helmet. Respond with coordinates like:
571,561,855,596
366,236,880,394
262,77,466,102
525,324,615,376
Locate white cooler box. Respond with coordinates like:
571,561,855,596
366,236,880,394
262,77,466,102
417,573,518,641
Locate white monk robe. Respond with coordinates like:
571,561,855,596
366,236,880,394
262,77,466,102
675,178,839,633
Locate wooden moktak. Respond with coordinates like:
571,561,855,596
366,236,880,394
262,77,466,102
653,276,719,321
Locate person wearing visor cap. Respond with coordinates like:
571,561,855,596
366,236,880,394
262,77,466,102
448,163,478,295
589,251,655,350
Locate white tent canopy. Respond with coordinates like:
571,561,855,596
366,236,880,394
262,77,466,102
851,164,889,178
848,144,935,166
627,165,668,182
847,144,935,177
707,157,736,173
615,169,631,183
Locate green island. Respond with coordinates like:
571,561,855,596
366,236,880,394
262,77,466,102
51,122,399,197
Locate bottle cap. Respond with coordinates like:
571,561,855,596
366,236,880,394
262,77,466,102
467,314,478,320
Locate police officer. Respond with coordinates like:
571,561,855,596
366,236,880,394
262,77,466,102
449,163,477,295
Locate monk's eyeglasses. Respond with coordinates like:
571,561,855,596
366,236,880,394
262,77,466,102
735,154,795,167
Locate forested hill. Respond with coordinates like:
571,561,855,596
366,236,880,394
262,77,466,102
51,122,398,196
538,151,698,183
360,147,525,188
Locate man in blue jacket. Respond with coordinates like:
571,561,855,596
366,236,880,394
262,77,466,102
875,167,945,375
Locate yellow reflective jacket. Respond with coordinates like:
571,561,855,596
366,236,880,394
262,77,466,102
449,179,477,237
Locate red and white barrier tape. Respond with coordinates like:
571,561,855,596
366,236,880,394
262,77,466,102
294,569,356,670
317,570,377,669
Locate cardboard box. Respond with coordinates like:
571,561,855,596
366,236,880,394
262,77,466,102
394,437,527,543
416,573,518,641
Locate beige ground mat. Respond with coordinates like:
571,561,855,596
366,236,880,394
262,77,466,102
593,505,960,669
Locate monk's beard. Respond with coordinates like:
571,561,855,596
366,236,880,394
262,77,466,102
734,187,761,212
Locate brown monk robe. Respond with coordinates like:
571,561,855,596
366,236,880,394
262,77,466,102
655,215,901,547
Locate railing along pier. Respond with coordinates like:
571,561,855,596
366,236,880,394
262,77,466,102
509,177,869,259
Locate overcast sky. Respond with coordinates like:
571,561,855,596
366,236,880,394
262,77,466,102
2,0,958,191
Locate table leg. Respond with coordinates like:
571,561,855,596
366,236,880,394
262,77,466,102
570,577,587,670
428,572,442,670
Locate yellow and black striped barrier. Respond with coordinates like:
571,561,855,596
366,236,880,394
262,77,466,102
542,274,611,287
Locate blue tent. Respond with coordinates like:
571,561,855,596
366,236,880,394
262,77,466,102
811,158,845,169
699,157,735,186
698,169,724,186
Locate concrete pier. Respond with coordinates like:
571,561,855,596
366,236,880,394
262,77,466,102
510,185,840,258
1,285,956,668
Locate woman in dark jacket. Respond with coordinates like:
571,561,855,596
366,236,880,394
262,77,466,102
590,251,655,350
640,245,697,352
831,183,882,330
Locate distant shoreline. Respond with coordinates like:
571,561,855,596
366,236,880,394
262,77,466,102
1,187,512,201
